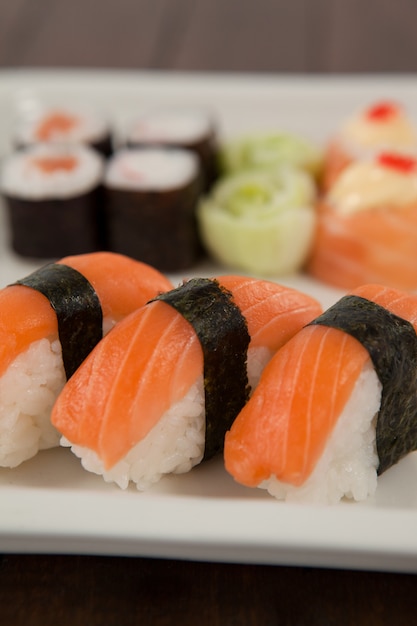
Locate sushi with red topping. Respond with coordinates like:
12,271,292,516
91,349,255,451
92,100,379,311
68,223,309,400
322,101,417,190
307,151,417,291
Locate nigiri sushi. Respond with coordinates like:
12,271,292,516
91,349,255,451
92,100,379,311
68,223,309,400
51,276,322,490
307,152,417,291
224,283,417,504
0,251,172,468
322,100,417,190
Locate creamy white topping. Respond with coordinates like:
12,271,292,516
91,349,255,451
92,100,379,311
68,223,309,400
105,148,199,191
1,143,104,200
328,159,417,214
127,110,213,144
340,104,417,153
15,105,109,145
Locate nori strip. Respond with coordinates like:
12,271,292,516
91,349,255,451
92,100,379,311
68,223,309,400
14,263,103,379
153,278,250,460
310,295,417,474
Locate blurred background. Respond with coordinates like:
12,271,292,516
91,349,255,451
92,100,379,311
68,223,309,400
1,0,417,73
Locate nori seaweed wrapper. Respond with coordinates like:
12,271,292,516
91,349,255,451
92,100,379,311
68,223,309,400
153,278,250,460
104,176,202,272
4,187,104,259
182,131,219,190
310,295,417,474
14,263,103,379
89,134,114,159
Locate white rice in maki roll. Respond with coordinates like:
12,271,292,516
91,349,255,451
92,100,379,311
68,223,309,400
13,104,113,157
124,108,218,189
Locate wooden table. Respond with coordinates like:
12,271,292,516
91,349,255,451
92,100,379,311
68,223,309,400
1,1,417,624
1,554,417,625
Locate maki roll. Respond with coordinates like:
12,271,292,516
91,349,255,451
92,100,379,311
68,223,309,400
0,251,173,468
1,143,105,258
197,166,317,276
14,104,113,157
322,101,417,190
51,276,322,490
125,108,218,189
103,147,203,271
224,283,417,504
307,152,417,291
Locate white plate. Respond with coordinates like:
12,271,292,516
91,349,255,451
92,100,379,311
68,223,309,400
1,69,417,573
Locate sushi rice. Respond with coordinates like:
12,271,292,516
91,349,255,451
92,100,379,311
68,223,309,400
0,338,65,468
14,104,110,148
60,345,268,491
105,147,199,191
261,360,381,504
1,143,104,200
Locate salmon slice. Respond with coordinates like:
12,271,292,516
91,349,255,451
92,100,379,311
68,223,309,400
0,285,58,380
224,284,417,490
59,251,173,324
224,324,369,488
52,299,203,468
31,155,78,173
216,275,322,351
0,252,172,379
354,283,417,331
307,200,417,291
51,277,323,470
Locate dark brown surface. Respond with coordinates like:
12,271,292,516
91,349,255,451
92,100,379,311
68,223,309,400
1,1,417,623
2,554,417,626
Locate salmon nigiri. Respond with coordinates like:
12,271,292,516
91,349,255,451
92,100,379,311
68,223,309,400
224,284,417,504
51,277,322,490
308,152,417,291
0,252,172,468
